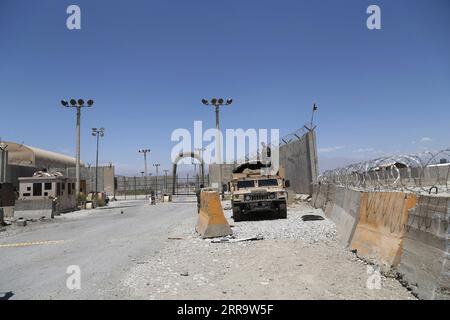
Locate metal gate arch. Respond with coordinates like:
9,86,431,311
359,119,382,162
172,151,204,195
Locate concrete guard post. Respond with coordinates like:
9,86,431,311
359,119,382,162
196,190,233,239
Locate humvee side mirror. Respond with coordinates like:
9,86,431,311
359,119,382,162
285,180,290,188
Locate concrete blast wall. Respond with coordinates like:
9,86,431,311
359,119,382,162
311,183,449,300
279,130,318,195
324,186,361,248
207,129,318,194
0,149,8,183
312,183,335,210
208,164,235,189
398,195,450,300
54,166,115,196
350,192,417,270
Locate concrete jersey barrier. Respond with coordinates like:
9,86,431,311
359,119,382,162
350,192,417,270
312,183,329,210
324,186,361,248
196,190,233,239
314,183,449,299
14,198,55,220
397,195,450,300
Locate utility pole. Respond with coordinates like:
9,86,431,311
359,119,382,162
139,149,150,197
153,163,160,196
163,169,169,193
201,98,232,192
61,98,94,202
91,127,104,194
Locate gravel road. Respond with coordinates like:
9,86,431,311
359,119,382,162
121,201,415,300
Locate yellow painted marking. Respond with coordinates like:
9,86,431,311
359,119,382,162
0,240,64,248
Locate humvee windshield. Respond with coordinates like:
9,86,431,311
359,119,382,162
237,180,255,189
258,179,278,187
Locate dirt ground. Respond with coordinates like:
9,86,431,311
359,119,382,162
121,201,415,300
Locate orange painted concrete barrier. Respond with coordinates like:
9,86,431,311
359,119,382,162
196,190,233,239
350,191,417,270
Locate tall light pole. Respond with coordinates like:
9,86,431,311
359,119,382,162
61,98,94,202
139,149,150,198
153,163,160,196
91,127,105,195
138,149,150,176
201,98,232,192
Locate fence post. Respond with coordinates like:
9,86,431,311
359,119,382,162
124,176,127,200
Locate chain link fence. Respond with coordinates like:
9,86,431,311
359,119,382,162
115,174,209,199
318,148,450,194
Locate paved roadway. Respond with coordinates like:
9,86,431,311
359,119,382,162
0,199,196,299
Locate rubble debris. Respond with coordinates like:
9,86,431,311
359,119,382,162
210,235,264,243
16,218,27,227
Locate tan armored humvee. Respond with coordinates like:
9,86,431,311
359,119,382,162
228,161,290,222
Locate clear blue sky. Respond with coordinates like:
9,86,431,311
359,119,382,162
1,0,449,174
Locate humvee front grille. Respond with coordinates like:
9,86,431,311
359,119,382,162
250,193,269,201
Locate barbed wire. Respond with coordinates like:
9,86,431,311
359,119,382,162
237,124,311,163
318,148,450,194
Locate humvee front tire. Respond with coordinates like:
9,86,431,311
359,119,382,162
233,206,243,222
278,202,287,219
